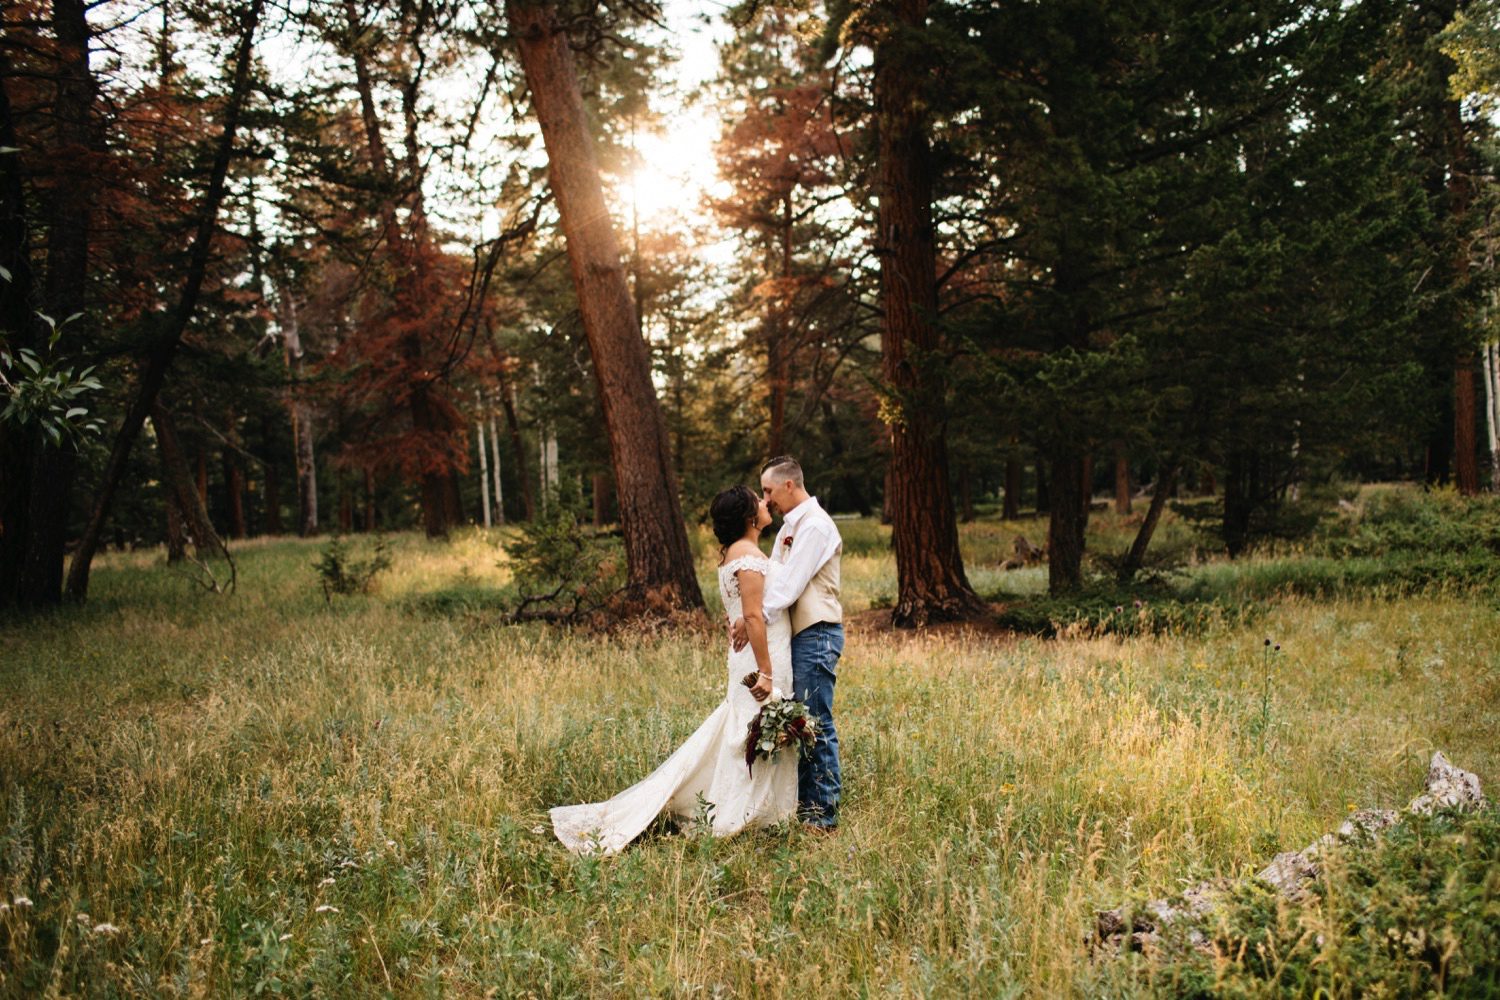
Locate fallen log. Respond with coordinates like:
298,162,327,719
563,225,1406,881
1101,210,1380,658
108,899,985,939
1093,751,1487,955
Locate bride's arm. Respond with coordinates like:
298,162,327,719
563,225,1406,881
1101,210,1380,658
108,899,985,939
736,567,775,703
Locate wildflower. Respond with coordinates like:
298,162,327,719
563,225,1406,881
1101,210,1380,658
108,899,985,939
385,839,396,848
13,896,32,909
200,937,212,946
316,905,340,914
318,877,335,888
1347,802,1358,812
1114,605,1123,614
1274,644,1281,652
999,783,1016,795
1264,638,1271,646
92,922,120,937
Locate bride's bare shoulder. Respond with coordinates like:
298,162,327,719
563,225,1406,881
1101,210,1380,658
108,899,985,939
722,540,766,565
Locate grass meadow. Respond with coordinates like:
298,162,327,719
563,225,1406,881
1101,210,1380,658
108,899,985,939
2,501,1498,997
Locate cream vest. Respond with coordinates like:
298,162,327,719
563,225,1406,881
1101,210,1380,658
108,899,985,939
790,540,842,635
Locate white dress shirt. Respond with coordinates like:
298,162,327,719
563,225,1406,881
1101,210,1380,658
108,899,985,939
761,496,841,624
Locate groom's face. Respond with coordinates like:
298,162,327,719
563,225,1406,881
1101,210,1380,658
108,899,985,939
760,472,794,518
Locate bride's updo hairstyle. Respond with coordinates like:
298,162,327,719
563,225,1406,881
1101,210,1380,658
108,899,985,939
710,484,759,552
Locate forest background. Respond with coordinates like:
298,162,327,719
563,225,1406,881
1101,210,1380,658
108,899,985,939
2,0,1499,624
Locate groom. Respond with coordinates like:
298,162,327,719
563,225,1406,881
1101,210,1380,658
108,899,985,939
733,456,844,831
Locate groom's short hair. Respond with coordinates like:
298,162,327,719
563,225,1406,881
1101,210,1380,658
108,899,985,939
761,455,804,488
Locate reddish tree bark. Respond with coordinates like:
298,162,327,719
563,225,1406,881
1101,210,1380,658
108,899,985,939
873,0,982,626
508,0,703,611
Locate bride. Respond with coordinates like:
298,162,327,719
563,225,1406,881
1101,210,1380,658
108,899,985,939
550,485,797,855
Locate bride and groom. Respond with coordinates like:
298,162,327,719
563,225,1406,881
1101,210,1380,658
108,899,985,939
550,456,845,855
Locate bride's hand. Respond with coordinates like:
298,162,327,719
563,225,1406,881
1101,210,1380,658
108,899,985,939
749,672,773,702
730,616,748,652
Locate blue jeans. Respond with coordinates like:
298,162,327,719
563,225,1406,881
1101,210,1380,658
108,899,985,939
791,622,843,827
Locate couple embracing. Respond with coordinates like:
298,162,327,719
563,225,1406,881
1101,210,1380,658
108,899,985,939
550,456,845,855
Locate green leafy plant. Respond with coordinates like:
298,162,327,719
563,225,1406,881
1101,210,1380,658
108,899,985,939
0,310,105,447
502,480,624,621
1147,806,1500,997
313,535,392,603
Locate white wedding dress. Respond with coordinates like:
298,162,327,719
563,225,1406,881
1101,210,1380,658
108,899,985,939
550,554,798,855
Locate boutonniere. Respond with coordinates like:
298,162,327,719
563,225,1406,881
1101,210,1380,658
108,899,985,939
781,535,794,550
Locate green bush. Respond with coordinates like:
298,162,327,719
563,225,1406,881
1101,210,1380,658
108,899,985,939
990,587,1256,638
1314,487,1500,559
501,481,624,619
312,535,392,603
1149,806,1500,998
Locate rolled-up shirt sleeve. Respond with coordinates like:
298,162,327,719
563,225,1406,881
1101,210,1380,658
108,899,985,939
762,518,834,622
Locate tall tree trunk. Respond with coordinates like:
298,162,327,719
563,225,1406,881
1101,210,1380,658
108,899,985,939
508,0,704,611
1003,454,1021,521
13,0,94,606
1047,455,1087,593
444,470,464,527
477,412,492,528
872,0,980,626
0,50,38,608
164,491,187,563
1118,462,1178,582
1223,450,1257,557
64,0,263,601
223,448,245,539
1035,461,1050,513
489,415,505,524
592,470,614,527
1114,444,1132,515
1485,341,1500,492
151,402,225,556
1080,454,1094,518
278,285,318,536
1046,256,1092,593
195,446,208,506
222,411,246,539
1455,355,1479,495
496,360,533,520
262,414,282,534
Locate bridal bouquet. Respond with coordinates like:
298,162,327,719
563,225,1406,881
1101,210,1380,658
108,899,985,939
741,678,818,775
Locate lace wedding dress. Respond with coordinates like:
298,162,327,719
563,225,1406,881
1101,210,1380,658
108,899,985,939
550,554,797,855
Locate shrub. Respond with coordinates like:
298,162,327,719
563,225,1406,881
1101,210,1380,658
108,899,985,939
1313,486,1500,559
502,481,624,620
991,587,1256,638
312,535,392,603
1148,806,1500,998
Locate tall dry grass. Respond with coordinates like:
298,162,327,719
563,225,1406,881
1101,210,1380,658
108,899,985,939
0,520,1496,996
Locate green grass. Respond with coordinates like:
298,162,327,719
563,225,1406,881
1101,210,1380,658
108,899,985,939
1,503,1498,996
